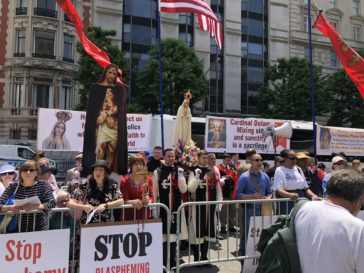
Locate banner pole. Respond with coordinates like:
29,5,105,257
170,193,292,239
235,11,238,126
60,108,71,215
157,1,165,150
308,0,317,163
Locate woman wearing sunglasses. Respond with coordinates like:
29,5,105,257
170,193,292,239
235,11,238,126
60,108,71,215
0,160,56,232
273,149,318,214
0,164,17,196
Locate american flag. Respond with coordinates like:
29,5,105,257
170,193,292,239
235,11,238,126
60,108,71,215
159,0,223,49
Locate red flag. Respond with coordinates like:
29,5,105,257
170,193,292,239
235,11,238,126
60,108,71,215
160,0,223,49
314,12,364,99
56,0,126,85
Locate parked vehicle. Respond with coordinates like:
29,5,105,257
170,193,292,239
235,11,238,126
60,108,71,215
0,145,57,168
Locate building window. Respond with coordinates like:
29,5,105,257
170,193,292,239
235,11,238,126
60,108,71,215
10,129,21,140
11,83,23,115
353,25,362,41
34,0,57,18
304,47,310,60
303,16,309,32
241,0,247,11
247,66,264,83
59,80,72,109
14,30,26,57
16,0,28,15
248,43,264,60
329,19,339,31
330,51,337,67
28,129,37,140
353,0,360,14
241,42,247,58
33,30,55,59
32,83,53,108
329,0,336,8
63,34,74,62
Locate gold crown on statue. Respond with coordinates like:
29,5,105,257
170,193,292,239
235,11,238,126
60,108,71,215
56,111,72,123
184,90,192,100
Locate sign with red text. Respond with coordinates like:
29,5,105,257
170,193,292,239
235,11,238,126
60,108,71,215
205,116,290,153
79,220,162,273
316,124,364,156
243,216,278,273
37,108,152,152
0,229,70,273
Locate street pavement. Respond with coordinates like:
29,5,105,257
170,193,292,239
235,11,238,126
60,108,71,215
176,231,244,273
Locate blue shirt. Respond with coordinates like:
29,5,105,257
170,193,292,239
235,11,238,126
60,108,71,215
236,168,272,199
322,173,332,199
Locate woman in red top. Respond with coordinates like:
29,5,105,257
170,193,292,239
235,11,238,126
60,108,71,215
120,155,154,220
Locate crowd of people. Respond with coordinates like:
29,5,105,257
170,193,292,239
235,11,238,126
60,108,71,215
0,146,363,272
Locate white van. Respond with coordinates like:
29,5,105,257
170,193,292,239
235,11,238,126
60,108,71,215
0,145,56,168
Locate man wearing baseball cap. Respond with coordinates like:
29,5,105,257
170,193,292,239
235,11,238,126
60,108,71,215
65,152,83,187
322,155,347,198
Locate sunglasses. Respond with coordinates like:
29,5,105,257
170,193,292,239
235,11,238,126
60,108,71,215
0,172,15,176
333,161,345,165
23,168,36,173
254,159,263,162
286,157,298,161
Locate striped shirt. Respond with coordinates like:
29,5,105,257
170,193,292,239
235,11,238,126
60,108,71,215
0,180,56,232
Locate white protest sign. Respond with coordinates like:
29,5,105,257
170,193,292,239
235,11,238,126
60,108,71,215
205,116,290,154
243,216,278,273
0,229,70,273
79,220,162,273
316,124,364,156
37,108,152,152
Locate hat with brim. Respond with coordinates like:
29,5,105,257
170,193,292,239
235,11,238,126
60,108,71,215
0,164,17,179
90,160,111,175
40,164,58,175
75,152,83,160
296,152,312,160
332,156,346,164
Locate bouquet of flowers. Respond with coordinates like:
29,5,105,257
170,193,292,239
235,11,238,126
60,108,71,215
174,139,200,168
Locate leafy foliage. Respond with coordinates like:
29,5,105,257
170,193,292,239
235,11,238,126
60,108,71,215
324,69,364,127
136,38,208,114
257,57,329,120
74,27,127,110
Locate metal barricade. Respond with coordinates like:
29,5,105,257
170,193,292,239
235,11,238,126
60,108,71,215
0,203,171,273
175,198,295,273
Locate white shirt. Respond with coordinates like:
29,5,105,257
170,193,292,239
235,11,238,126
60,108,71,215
295,201,364,273
0,183,5,196
273,166,307,191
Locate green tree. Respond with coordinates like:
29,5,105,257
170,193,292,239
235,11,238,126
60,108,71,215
324,69,364,127
136,38,208,114
74,27,127,110
257,57,329,120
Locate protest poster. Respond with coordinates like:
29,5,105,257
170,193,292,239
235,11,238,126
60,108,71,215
243,216,278,273
37,108,152,152
0,229,70,273
79,220,162,273
205,116,290,153
316,124,364,156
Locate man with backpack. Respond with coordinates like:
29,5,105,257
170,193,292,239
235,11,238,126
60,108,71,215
295,168,364,273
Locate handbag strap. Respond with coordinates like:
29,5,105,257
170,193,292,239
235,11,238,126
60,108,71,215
245,171,261,194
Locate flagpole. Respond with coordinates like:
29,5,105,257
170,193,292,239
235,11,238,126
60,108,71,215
157,0,165,150
308,0,317,163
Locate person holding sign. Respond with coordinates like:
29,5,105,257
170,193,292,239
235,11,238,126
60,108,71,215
82,64,128,176
0,160,56,232
153,148,188,268
235,153,272,270
120,154,154,220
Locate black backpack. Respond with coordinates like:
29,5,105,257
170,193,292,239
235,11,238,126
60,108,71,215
255,199,308,273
